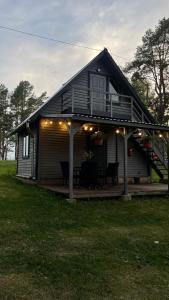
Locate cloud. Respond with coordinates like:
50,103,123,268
0,0,169,96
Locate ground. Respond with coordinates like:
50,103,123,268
0,161,169,299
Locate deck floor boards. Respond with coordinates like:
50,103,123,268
39,183,169,199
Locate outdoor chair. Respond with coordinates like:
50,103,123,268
60,161,69,185
97,167,107,187
60,161,81,186
106,162,119,185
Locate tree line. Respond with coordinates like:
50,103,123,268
0,81,46,160
125,17,169,124
0,17,169,159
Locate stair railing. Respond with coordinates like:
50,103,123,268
132,99,168,169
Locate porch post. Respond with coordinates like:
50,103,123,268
68,122,82,200
69,125,74,199
123,128,128,195
123,128,135,196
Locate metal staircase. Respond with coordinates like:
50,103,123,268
132,100,168,182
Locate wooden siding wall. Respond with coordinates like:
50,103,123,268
38,122,87,179
71,60,130,118
17,128,37,178
40,58,131,118
38,122,148,180
17,124,148,180
107,134,148,177
41,95,62,115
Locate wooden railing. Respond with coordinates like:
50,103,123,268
62,86,132,120
62,85,155,124
61,85,168,169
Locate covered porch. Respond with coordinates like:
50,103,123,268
39,114,169,199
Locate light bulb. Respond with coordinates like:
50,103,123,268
84,125,88,131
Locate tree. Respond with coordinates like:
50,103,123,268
0,84,13,160
125,18,169,124
130,72,150,105
11,81,47,127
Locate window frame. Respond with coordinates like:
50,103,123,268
22,135,30,159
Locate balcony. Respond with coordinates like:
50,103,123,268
61,85,149,122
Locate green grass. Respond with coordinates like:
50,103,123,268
0,161,169,299
151,169,160,183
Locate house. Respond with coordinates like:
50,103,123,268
12,48,169,199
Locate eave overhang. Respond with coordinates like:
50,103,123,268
41,113,169,132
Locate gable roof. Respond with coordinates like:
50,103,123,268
13,48,155,133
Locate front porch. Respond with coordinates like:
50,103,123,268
37,115,169,200
39,183,168,199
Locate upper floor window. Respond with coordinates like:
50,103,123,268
23,135,30,158
109,82,119,103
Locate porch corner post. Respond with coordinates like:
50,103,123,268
69,125,74,199
123,128,128,195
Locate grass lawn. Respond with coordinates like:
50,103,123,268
0,161,169,299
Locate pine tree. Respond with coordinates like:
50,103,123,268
125,18,169,124
0,84,12,160
11,81,47,127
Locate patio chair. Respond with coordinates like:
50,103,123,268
60,161,69,185
106,162,119,185
60,161,81,186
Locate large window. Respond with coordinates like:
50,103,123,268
109,82,119,103
23,135,30,158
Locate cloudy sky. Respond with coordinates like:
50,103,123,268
0,0,169,97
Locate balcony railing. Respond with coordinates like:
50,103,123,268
61,85,151,123
61,85,168,169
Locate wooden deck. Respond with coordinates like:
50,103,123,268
39,183,169,199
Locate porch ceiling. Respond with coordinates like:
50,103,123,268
42,113,169,132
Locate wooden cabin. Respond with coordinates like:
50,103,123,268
13,48,169,199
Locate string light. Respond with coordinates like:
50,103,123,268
159,133,163,138
49,120,53,125
84,125,88,131
115,129,120,134
89,127,93,131
67,121,71,126
59,121,63,125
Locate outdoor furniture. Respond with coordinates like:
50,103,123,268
80,161,98,189
60,161,81,186
60,161,69,185
73,167,81,187
106,162,119,185
97,167,107,186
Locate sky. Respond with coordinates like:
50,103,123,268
0,0,169,98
